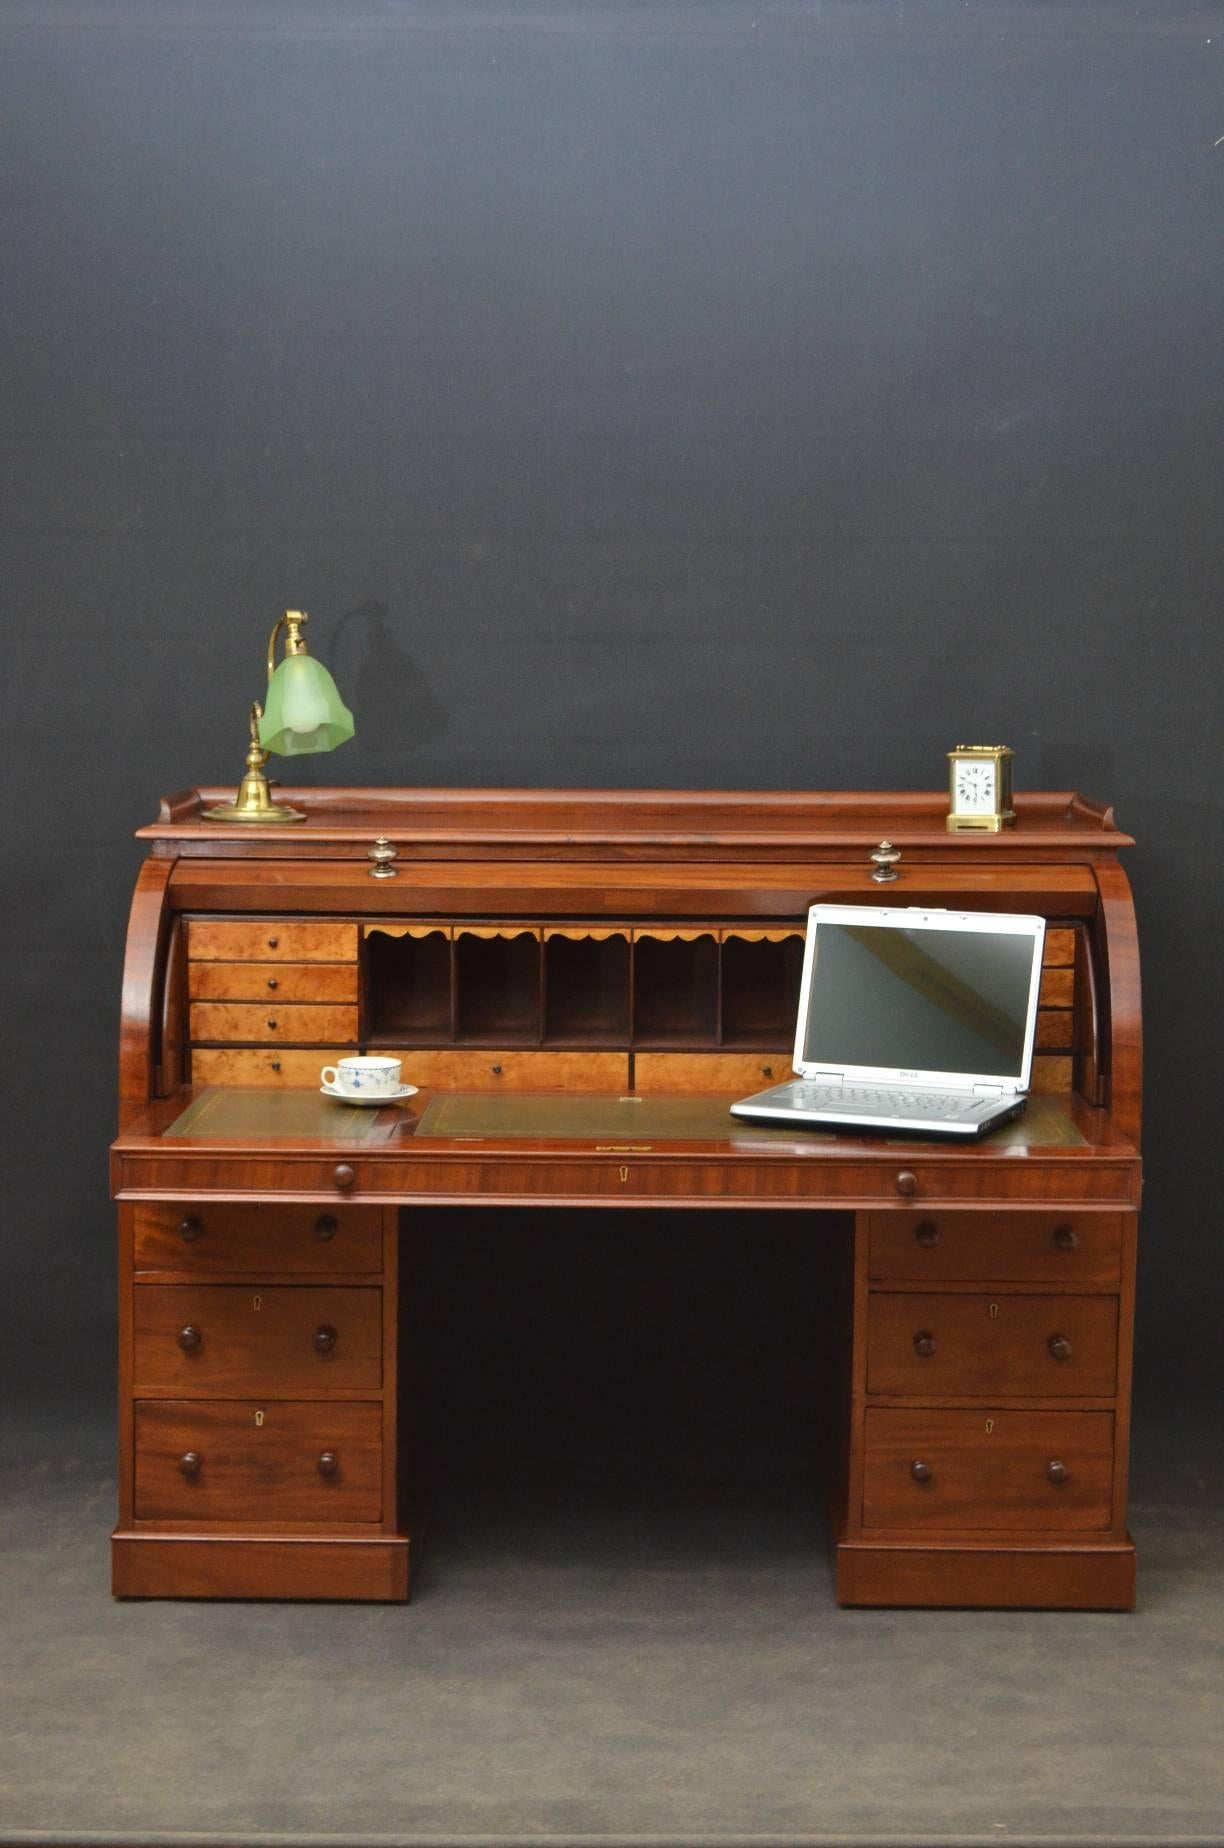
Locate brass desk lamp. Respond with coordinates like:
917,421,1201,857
203,609,355,823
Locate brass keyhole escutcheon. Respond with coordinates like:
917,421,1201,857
254,1410,265,1428
985,1418,995,1434
619,1166,629,1183
989,1302,1000,1320
252,1295,262,1312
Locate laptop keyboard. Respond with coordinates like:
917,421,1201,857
792,1084,973,1117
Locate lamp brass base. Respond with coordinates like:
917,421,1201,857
203,710,307,823
203,797,306,824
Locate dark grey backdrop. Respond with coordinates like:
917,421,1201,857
3,0,1222,1453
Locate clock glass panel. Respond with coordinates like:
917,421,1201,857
954,761,996,812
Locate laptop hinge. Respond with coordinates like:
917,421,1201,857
808,1070,844,1082
972,1083,1005,1096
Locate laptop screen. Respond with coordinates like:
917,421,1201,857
802,921,1039,1080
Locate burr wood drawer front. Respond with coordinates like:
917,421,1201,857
862,1409,1114,1533
632,1052,795,1093
866,1293,1119,1397
133,1204,383,1275
390,1049,631,1091
132,1286,382,1396
188,962,359,1003
189,1048,341,1087
189,1002,358,1044
134,1400,383,1522
187,920,358,963
867,1211,1125,1285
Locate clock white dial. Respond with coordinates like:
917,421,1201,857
953,761,996,813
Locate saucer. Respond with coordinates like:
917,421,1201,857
321,1083,418,1106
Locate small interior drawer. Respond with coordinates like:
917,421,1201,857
133,1203,383,1275
188,962,358,1003
187,920,358,963
134,1399,382,1522
633,1052,793,1093
189,1002,358,1044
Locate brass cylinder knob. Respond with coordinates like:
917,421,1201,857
178,1215,203,1244
313,1325,338,1354
1047,1459,1069,1485
333,1163,355,1192
911,1460,932,1483
313,1214,338,1242
870,840,901,883
915,1220,939,1247
913,1330,936,1358
1049,1333,1072,1362
368,837,398,879
317,1451,339,1477
895,1170,918,1197
178,1451,202,1477
177,1325,201,1353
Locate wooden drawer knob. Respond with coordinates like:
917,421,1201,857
490,1064,503,1077
914,1220,939,1247
178,1215,203,1244
267,976,279,990
313,1324,338,1354
913,1330,936,1358
178,1451,202,1477
1048,1333,1072,1362
313,1214,338,1242
1047,1459,1069,1485
177,1325,201,1353
266,1017,278,1030
895,1170,918,1197
270,1059,282,1073
317,1451,339,1477
1053,1224,1079,1252
267,935,279,949
910,1459,932,1483
333,1163,355,1192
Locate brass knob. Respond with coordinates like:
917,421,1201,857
267,976,279,990
267,936,279,949
368,837,399,879
177,1325,201,1353
313,1214,338,1242
266,1018,278,1030
1053,1224,1079,1252
1049,1333,1072,1362
913,1330,936,1357
178,1451,202,1477
178,1215,203,1244
317,1451,339,1477
1047,1459,1069,1485
895,1170,918,1197
333,1163,355,1192
314,1325,338,1354
870,840,901,883
915,1220,939,1247
910,1460,932,1483
270,1059,282,1073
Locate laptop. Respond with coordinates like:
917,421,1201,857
729,903,1046,1137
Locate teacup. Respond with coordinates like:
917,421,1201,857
321,1055,402,1097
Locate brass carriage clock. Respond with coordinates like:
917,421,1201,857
946,744,1016,832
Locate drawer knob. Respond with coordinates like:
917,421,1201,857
1053,1224,1079,1252
267,976,279,990
870,840,901,882
333,1163,355,1192
267,1018,278,1030
313,1213,338,1242
490,1064,503,1076
895,1170,918,1197
910,1459,932,1483
177,1324,201,1352
178,1451,202,1477
317,1450,339,1477
178,1215,203,1244
914,1220,939,1247
1047,1459,1069,1486
1048,1333,1072,1362
270,1059,282,1072
267,936,279,949
313,1324,338,1354
913,1330,936,1358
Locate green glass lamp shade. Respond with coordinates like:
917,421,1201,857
258,654,355,757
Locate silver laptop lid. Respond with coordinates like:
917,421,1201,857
792,904,1047,1093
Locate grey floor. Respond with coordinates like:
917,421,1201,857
1,1419,1222,1848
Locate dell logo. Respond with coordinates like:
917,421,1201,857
899,1070,920,1078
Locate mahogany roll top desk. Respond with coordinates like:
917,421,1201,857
111,788,1142,1609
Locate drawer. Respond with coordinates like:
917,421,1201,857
391,1049,631,1091
633,1052,794,1093
862,1409,1114,1532
133,1204,383,1275
188,962,358,1003
134,1399,382,1522
188,920,357,963
867,1211,1124,1285
133,1285,382,1396
190,1002,358,1044
866,1293,1119,1397
191,1048,340,1087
